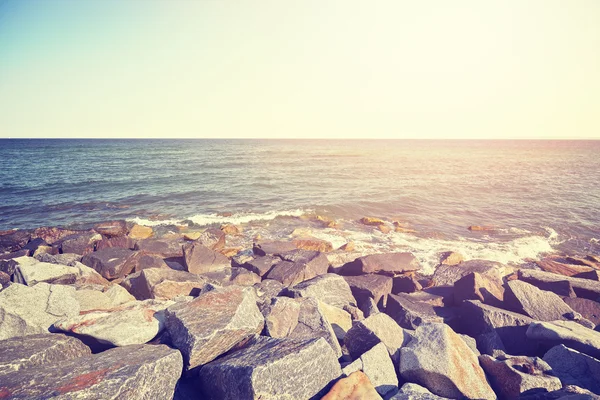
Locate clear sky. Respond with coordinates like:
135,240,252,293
0,0,599,139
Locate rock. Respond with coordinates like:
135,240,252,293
338,252,421,276
94,220,128,238
0,344,182,399
285,273,356,309
340,241,355,252
265,252,329,287
543,345,600,394
360,217,386,226
505,280,576,322
0,283,80,340
72,284,134,311
361,297,380,317
220,247,242,257
240,255,279,277
453,271,504,306
536,257,595,277
125,251,171,272
81,247,136,280
460,334,480,355
121,268,209,300
21,237,49,255
476,330,508,357
343,342,398,397
183,242,230,274
35,252,82,266
344,312,406,364
165,286,264,370
527,320,600,359
328,251,363,270
480,353,561,399
0,271,10,288
134,238,184,258
95,236,136,251
399,322,495,399
386,293,444,329
468,225,495,231
220,223,240,235
200,266,261,287
319,301,353,340
564,297,600,328
31,226,78,245
293,236,334,252
253,240,298,256
439,251,464,266
57,231,101,255
199,336,342,400
288,297,342,358
0,230,30,253
254,279,285,311
432,259,504,286
53,299,173,347
0,333,90,374
322,371,383,400
262,296,301,338
519,386,600,399
392,274,422,294
577,270,600,281
128,224,153,239
519,269,600,301
344,274,393,310
71,261,111,286
12,256,79,285
0,249,30,261
391,383,450,400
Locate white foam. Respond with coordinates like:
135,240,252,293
127,216,183,227
128,209,306,227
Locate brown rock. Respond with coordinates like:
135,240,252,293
536,257,595,277
344,274,393,309
505,280,575,321
293,236,334,252
31,227,78,245
134,238,184,258
439,251,464,266
563,297,600,328
81,248,137,280
519,269,600,300
262,296,301,338
265,251,329,287
340,242,355,252
453,271,504,306
57,232,102,255
468,225,495,231
183,242,230,274
220,224,240,235
128,224,153,240
322,371,383,400
240,255,280,277
125,252,170,272
95,236,136,251
338,252,421,276
121,268,209,300
201,267,261,287
0,230,31,253
195,227,226,250
94,220,128,238
392,274,422,294
432,259,504,287
253,240,297,256
360,217,386,226
220,247,241,257
386,293,444,329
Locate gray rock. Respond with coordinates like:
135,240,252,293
0,230,31,253
476,330,508,357
519,385,600,399
253,240,297,256
0,283,80,340
519,269,600,300
344,312,406,364
194,227,226,250
285,273,356,309
253,279,285,312
199,336,342,400
362,297,380,317
0,333,90,374
399,322,496,399
71,284,135,312
200,266,261,287
318,301,353,341
564,298,600,328
121,268,209,300
265,253,329,287
386,293,444,329
459,334,480,355
392,274,422,294
183,242,230,274
35,252,82,266
241,255,280,276
453,271,504,306
81,247,136,279
95,236,136,251
432,259,505,286
527,320,600,359
390,383,451,400
0,344,182,399
544,345,600,394
165,285,264,370
288,297,342,358
12,256,79,285
343,274,393,309
505,279,576,321
71,261,110,286
262,296,301,338
134,238,185,258
480,353,561,399
344,342,398,397
338,252,421,276
57,231,101,255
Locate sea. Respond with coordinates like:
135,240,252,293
1,139,599,274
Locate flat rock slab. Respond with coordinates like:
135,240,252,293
183,242,230,274
72,284,135,312
344,274,393,310
285,273,357,309
399,322,495,399
165,286,264,370
527,320,600,359
432,259,504,287
385,293,444,329
0,344,182,399
134,238,185,258
479,354,561,399
199,336,342,400
241,255,280,277
519,269,600,300
121,268,208,300
81,247,137,280
544,344,600,395
53,299,174,347
0,282,80,340
342,342,398,397
12,256,79,286
253,240,297,256
322,371,383,400
505,280,575,321
344,312,406,364
0,333,90,374
338,252,421,276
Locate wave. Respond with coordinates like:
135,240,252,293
128,209,307,227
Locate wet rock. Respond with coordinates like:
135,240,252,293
293,236,334,252
0,333,90,374
134,238,185,258
262,296,301,338
94,220,128,238
322,370,383,400
265,252,329,287
392,274,422,294
128,224,154,239
53,299,173,347
199,336,342,400
519,269,600,300
505,280,576,321
121,268,208,300
399,322,495,399
240,255,279,277
81,247,136,280
12,256,79,285
344,312,406,364
527,320,600,359
342,342,398,397
338,252,421,276
391,383,450,400
0,230,30,253
319,301,353,340
31,226,78,245
165,286,263,370
95,236,136,250
288,297,342,358
564,297,600,328
0,283,80,340
432,259,505,286
194,227,226,251
285,273,356,309
453,271,504,306
0,344,182,399
544,344,600,394
57,231,101,255
253,240,298,256
183,242,230,274
386,293,444,329
344,274,393,310
439,251,464,266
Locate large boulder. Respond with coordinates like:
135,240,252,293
391,383,450,400
134,238,185,258
0,283,80,340
183,242,230,274
128,224,153,240
0,230,30,253
0,344,182,399
527,320,600,359
505,280,576,321
94,220,128,238
95,236,136,251
199,336,342,400
265,251,329,287
53,299,174,347
386,293,444,329
519,269,600,300
318,301,353,341
164,286,264,370
0,333,91,374
285,273,356,309
56,231,101,255
262,296,301,338
564,297,600,328
479,354,561,399
543,344,600,394
240,255,280,277
288,297,342,358
11,256,79,285
31,227,78,245
344,312,406,364
338,252,421,276
193,227,226,250
453,271,504,306
399,322,495,399
81,247,137,280
432,259,504,286
253,240,297,256
342,342,398,397
343,274,393,310
322,371,383,400
392,274,422,294
121,268,209,300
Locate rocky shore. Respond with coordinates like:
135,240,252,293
1,218,600,399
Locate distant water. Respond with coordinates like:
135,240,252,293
1,139,599,273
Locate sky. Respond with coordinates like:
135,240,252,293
0,0,599,139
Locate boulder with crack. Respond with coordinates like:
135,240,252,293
285,273,357,309
543,344,600,395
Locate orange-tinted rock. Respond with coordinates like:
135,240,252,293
378,225,391,234
338,252,421,276
194,228,226,251
339,242,355,252
220,247,242,258
31,227,79,245
322,371,382,400
468,225,495,231
292,237,334,252
536,257,594,277
127,224,153,240
183,243,230,274
360,217,386,226
94,221,128,238
439,251,464,266
95,236,136,251
220,224,240,235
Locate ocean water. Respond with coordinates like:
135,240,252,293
1,139,599,274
